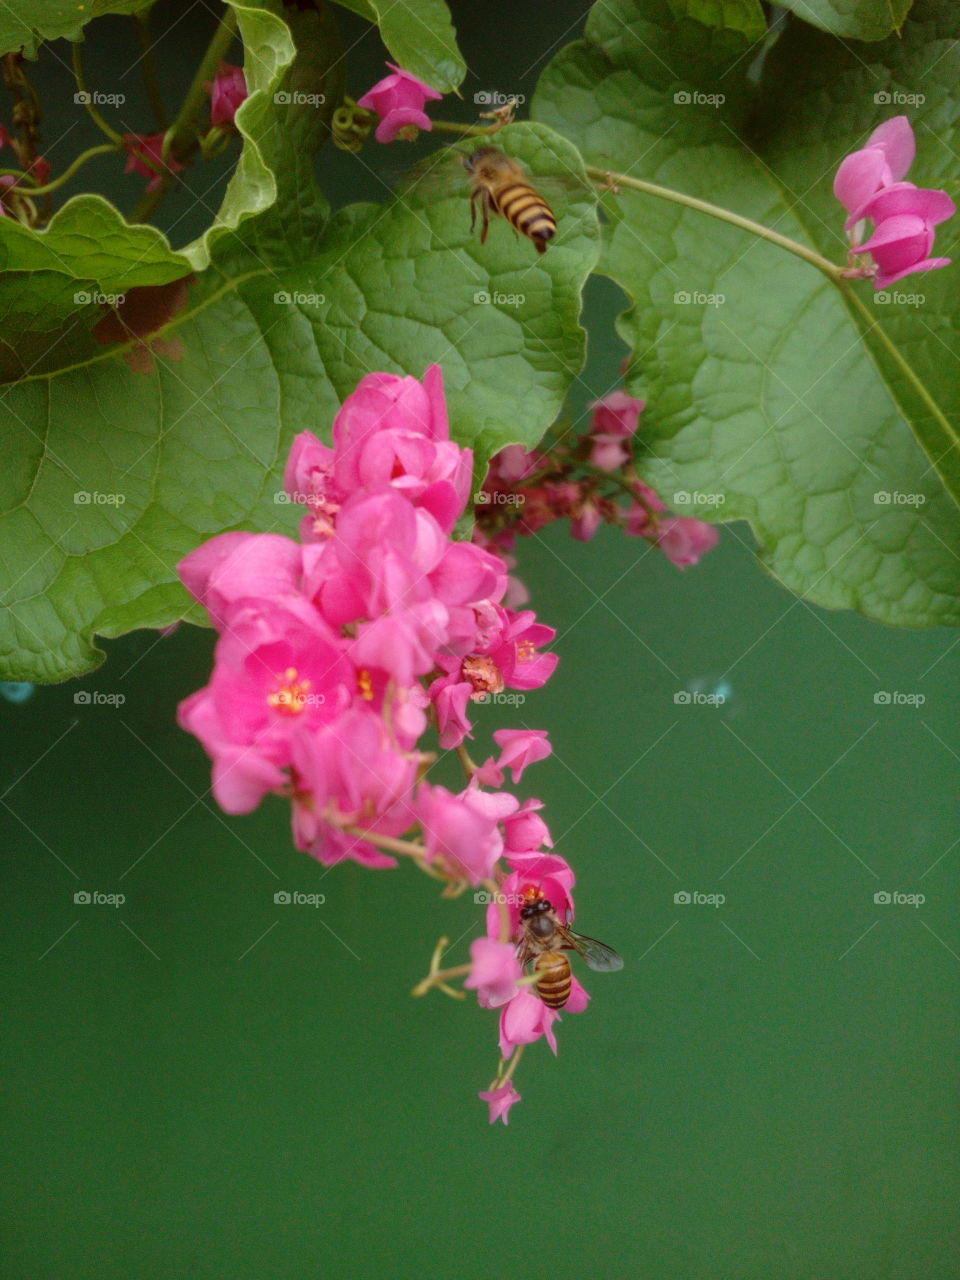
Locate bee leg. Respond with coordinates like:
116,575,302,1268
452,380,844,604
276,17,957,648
480,192,492,245
469,188,480,233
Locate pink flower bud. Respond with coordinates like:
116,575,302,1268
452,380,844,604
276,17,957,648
356,63,442,144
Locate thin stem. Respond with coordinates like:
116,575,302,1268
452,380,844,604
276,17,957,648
129,8,238,224
135,12,168,131
6,143,118,196
430,119,505,138
838,280,959,458
495,1043,525,1087
72,43,125,146
585,165,844,282
162,7,238,162
341,826,430,862
456,742,478,780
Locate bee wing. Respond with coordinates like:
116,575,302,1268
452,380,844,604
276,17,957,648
556,923,624,972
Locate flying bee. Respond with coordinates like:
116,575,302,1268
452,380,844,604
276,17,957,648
516,884,623,1009
463,146,558,254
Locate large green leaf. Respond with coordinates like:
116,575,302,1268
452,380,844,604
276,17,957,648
0,0,151,58
533,0,960,628
778,0,914,41
0,123,598,683
331,0,464,93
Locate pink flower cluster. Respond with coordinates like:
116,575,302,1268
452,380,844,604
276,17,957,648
834,116,955,289
178,365,593,1124
475,391,719,569
357,63,442,143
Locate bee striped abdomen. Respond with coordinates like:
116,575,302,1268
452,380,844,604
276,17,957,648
534,951,572,1009
496,182,557,253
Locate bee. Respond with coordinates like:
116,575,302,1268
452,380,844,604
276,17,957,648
463,146,558,254
516,884,623,1009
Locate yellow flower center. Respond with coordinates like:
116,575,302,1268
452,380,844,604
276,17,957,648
267,667,312,715
357,668,375,701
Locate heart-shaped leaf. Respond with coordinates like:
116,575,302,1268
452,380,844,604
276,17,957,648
0,122,598,683
533,0,960,627
331,0,465,93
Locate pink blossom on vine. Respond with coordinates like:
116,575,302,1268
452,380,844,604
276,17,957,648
493,728,552,783
833,116,915,225
479,1081,522,1125
205,62,247,129
655,515,720,567
123,133,184,192
356,63,442,143
465,938,522,1007
852,183,955,288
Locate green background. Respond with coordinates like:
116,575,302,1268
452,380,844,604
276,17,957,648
2,3,959,1277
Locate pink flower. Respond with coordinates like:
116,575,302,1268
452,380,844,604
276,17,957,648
588,390,646,438
656,516,719,567
479,1081,521,1125
503,798,553,854
205,62,247,129
487,862,575,942
493,728,552,783
853,183,955,289
176,602,351,813
123,132,184,192
356,63,442,143
416,783,508,884
499,987,559,1057
570,498,603,540
465,938,522,1007
179,532,303,629
834,116,915,225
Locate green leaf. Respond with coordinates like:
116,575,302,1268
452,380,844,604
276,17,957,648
666,0,767,41
331,0,465,93
0,123,598,683
533,0,960,628
0,0,151,59
777,0,914,42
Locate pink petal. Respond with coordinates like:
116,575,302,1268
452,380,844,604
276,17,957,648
868,115,915,181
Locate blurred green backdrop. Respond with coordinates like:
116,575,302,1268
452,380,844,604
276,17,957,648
2,3,959,1277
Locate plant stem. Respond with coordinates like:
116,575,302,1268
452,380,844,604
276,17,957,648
162,7,238,162
6,144,118,196
135,12,168,130
129,7,238,224
430,118,506,139
839,280,960,458
72,43,125,146
584,165,844,282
